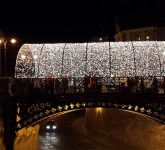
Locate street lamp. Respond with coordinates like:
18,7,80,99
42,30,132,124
0,37,17,76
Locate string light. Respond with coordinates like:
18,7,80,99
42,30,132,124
15,41,165,78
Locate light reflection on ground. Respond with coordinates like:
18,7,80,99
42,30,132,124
39,108,165,150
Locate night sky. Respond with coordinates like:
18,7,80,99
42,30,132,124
1,0,165,43
0,0,165,76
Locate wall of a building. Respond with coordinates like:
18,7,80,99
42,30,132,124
114,26,165,41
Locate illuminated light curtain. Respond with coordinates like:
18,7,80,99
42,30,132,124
15,42,165,78
63,43,87,77
39,44,65,77
15,44,43,78
110,42,135,77
157,41,165,76
133,41,163,77
87,42,109,77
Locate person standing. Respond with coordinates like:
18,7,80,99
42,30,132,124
152,77,158,94
55,78,60,94
140,77,145,93
62,75,68,94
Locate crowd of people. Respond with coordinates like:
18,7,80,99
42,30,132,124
9,75,165,97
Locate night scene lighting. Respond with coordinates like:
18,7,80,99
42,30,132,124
15,41,165,78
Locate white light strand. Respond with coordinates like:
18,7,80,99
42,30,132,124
15,41,165,78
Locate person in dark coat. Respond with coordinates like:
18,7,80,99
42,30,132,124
140,77,145,93
152,77,158,94
62,75,68,94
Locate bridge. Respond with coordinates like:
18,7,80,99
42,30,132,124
1,41,165,149
1,77,165,150
15,92,165,129
1,77,165,149
12,76,165,129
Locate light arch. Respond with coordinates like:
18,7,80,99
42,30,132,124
15,41,165,78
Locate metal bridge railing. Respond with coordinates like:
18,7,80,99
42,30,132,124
10,76,165,97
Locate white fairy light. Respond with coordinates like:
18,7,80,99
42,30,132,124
33,55,38,59
21,55,26,60
14,41,165,78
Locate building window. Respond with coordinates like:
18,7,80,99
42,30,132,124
137,36,141,41
146,36,150,41
134,33,141,41
99,37,103,41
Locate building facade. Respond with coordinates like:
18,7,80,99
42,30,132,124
114,26,165,41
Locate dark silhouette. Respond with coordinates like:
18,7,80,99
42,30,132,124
84,75,90,93
152,77,158,93
55,78,60,94
140,77,145,93
62,76,68,94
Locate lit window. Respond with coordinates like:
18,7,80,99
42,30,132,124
135,34,141,41
146,36,150,41
138,36,141,41
99,37,102,41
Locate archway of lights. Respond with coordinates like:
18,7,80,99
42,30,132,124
15,41,165,78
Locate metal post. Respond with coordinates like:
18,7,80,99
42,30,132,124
85,42,88,76
4,42,7,76
0,45,1,76
2,98,17,150
61,43,66,76
0,37,16,77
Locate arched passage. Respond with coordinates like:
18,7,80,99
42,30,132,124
15,41,165,78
